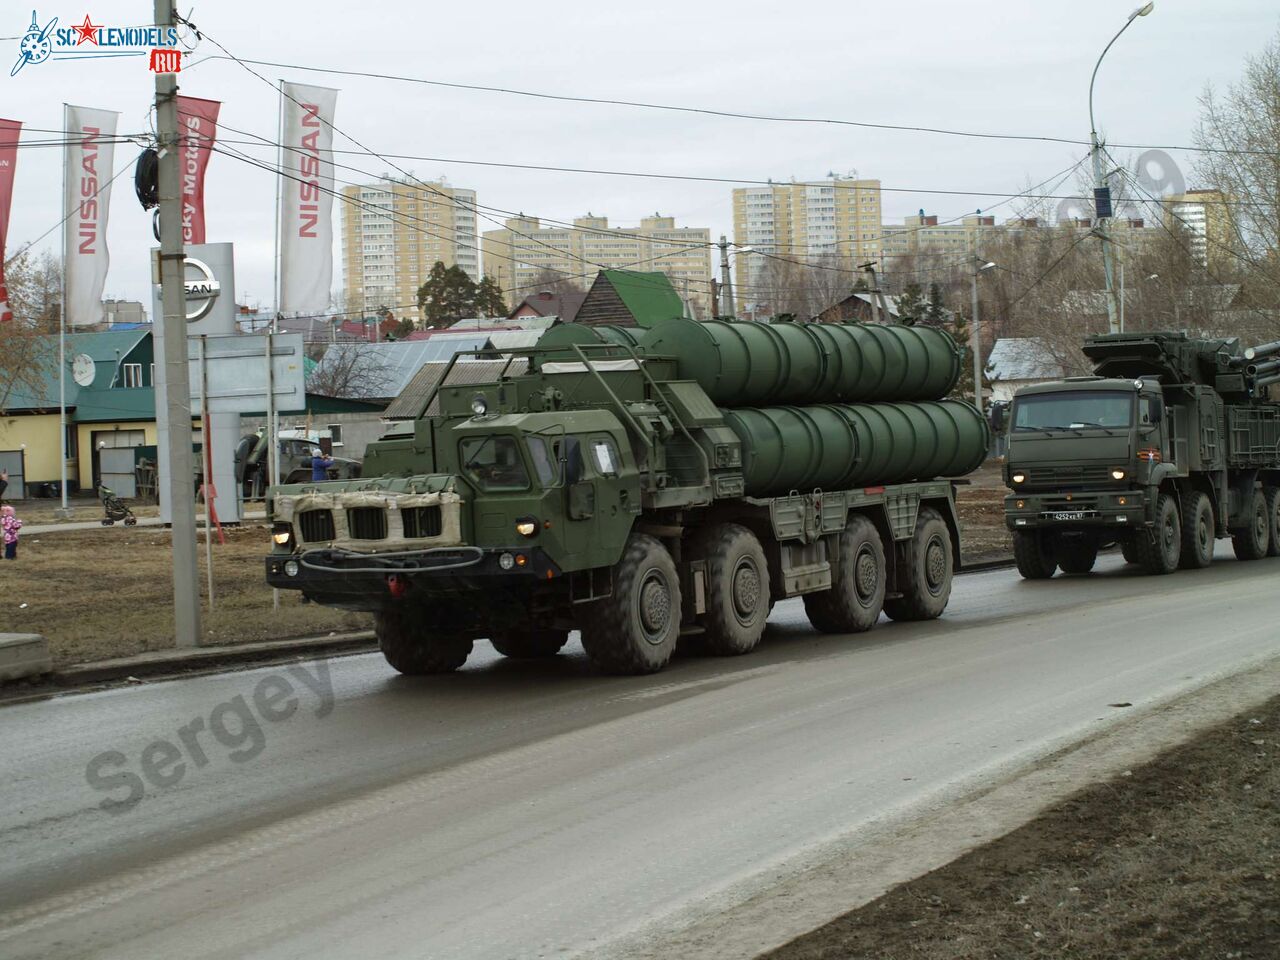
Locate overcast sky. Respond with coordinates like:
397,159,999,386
4,0,1276,316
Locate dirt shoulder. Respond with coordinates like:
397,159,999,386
766,694,1280,960
1,524,367,666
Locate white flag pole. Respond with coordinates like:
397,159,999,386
57,103,70,518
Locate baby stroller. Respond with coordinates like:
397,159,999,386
99,484,138,526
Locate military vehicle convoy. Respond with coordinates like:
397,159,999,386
266,318,989,675
1002,331,1280,578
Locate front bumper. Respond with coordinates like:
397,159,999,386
265,544,562,602
1004,489,1151,531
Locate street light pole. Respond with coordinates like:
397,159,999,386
1089,2,1155,335
970,258,996,415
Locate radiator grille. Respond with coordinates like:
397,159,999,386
346,507,388,540
297,509,335,543
1032,465,1113,486
402,505,443,538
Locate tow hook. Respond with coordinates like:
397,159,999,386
387,574,407,599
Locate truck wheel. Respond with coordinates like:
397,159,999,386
489,629,569,659
1120,540,1141,564
376,611,473,674
1136,493,1181,574
883,507,953,622
1231,488,1270,561
1179,490,1215,569
803,514,885,634
1264,487,1280,558
1056,540,1098,574
1013,530,1057,579
581,534,682,674
690,523,770,655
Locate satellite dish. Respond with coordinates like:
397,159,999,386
72,353,96,387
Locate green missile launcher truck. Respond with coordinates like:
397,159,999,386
265,319,989,675
1001,330,1280,578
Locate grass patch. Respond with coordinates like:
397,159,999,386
3,524,367,665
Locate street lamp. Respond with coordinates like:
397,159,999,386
1089,2,1155,334
971,260,996,414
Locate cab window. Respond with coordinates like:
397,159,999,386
590,438,619,477
460,436,530,491
1139,397,1153,425
526,436,559,487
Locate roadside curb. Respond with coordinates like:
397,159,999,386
0,631,376,704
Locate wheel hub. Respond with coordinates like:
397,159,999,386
732,561,760,619
855,548,878,602
925,536,946,591
639,575,671,634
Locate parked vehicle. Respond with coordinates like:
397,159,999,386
1001,330,1280,578
236,429,361,498
266,319,988,675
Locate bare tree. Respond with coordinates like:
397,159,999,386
0,250,60,413
527,268,585,302
306,343,394,399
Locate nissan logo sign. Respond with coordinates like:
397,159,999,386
183,257,222,322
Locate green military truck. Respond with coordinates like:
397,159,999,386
266,318,989,675
1002,331,1280,578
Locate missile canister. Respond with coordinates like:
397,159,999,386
639,317,960,406
724,399,988,496
536,323,643,359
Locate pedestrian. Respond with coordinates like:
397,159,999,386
1,504,21,560
0,469,8,503
310,450,335,482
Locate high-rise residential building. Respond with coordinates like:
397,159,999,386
341,178,479,318
1162,189,1232,268
731,177,883,310
481,214,714,318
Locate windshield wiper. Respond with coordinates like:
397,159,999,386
1073,420,1119,436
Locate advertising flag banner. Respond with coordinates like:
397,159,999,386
278,82,337,315
176,95,221,245
63,104,120,327
0,118,19,322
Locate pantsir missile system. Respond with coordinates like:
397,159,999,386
1002,330,1280,578
267,319,989,676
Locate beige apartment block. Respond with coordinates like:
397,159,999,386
482,214,713,318
731,177,883,311
341,179,480,319
1162,190,1233,269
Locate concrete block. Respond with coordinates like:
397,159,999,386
0,633,53,681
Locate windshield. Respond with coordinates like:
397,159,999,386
1012,390,1133,432
460,435,531,491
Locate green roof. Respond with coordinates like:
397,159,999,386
599,270,685,328
2,329,150,413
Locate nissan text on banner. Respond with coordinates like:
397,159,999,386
279,82,337,316
176,96,221,245
0,117,19,323
63,105,120,327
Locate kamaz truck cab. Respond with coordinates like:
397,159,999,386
1002,331,1280,579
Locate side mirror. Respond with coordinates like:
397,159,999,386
988,403,1006,432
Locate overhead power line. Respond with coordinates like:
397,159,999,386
184,54,1280,160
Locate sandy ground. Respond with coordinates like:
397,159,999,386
5,496,163,525
767,694,1280,960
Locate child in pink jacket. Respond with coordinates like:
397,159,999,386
2,504,21,560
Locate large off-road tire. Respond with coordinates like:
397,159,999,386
1264,486,1280,558
688,523,770,656
1120,539,1142,564
489,629,569,659
1013,529,1057,580
376,610,473,675
882,507,953,622
580,534,682,675
803,514,885,634
1135,492,1181,574
1231,488,1270,561
1179,490,1215,570
1056,539,1098,574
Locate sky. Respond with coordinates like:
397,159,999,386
2,0,1276,317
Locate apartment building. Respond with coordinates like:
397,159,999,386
731,177,883,310
341,178,479,318
481,214,713,318
1162,189,1232,268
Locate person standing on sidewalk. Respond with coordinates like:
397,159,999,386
1,504,21,559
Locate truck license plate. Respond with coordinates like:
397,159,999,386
1050,511,1087,521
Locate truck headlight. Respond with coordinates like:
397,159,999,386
471,394,488,416
284,560,300,577
272,523,294,548
1011,471,1027,484
515,517,538,537
1111,468,1126,481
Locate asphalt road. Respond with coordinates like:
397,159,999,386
2,550,1278,959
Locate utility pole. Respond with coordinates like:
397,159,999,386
969,253,996,416
154,0,201,647
718,236,734,319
